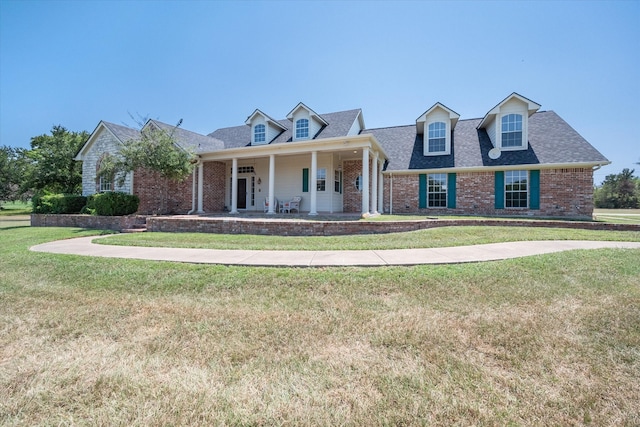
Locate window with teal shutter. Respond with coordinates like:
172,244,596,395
447,173,456,208
530,170,540,209
419,174,427,208
302,168,309,192
495,171,504,209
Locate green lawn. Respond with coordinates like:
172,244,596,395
98,225,640,251
0,200,31,216
1,224,640,425
593,208,640,224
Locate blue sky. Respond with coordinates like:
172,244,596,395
1,0,638,184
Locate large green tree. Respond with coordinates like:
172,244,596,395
594,168,640,209
25,126,89,194
0,145,31,203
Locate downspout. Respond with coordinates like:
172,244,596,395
187,159,199,214
389,173,393,215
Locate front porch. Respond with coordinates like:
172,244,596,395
189,134,388,217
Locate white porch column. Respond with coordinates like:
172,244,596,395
230,158,238,214
371,151,379,215
378,165,384,214
361,147,370,215
309,151,318,216
197,163,204,213
268,154,276,214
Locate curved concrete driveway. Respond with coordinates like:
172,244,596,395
30,236,640,267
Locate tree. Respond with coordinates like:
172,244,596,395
0,145,32,204
594,168,639,209
25,126,89,194
101,120,195,213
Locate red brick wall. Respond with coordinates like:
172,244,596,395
539,168,594,217
203,161,226,212
134,168,193,214
343,160,362,213
383,168,595,218
343,158,375,213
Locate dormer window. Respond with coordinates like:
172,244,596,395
296,119,309,139
501,114,523,148
416,102,459,157
427,122,446,153
478,93,541,151
254,124,265,143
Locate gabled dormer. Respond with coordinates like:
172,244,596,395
245,109,287,146
416,103,460,156
286,102,329,141
477,93,541,151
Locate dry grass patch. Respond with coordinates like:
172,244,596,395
1,226,640,425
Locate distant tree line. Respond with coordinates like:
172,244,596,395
594,167,640,209
1,126,88,205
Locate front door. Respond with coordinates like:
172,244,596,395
237,178,247,209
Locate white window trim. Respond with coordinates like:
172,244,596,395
424,120,451,156
254,124,266,144
317,168,326,192
498,112,528,151
504,170,529,209
427,173,447,208
295,118,310,140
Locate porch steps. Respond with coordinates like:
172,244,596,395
122,216,148,233
122,225,147,233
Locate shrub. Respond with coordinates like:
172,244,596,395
88,192,139,216
32,192,87,214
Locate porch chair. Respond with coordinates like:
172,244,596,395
282,196,302,214
263,197,279,213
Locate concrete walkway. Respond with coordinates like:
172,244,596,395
30,236,640,267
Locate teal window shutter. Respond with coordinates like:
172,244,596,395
302,168,309,192
530,170,540,210
447,173,456,209
495,171,504,209
419,174,427,208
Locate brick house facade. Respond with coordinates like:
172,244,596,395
75,94,609,219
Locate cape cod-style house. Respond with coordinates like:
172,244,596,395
75,93,610,219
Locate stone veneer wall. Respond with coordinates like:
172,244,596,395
31,214,146,231
80,130,132,196
383,167,595,219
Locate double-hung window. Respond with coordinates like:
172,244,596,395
99,175,112,192
505,170,528,208
427,173,447,207
254,124,265,143
501,114,523,148
317,168,326,191
296,119,309,139
427,122,446,153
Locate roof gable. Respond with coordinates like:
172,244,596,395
478,92,541,129
415,102,460,134
286,102,329,126
75,121,140,160
244,109,288,131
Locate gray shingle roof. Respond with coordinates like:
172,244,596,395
102,121,141,143
208,109,362,148
363,111,608,171
149,120,225,153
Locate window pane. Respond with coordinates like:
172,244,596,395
296,119,309,139
427,173,447,208
504,170,528,208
